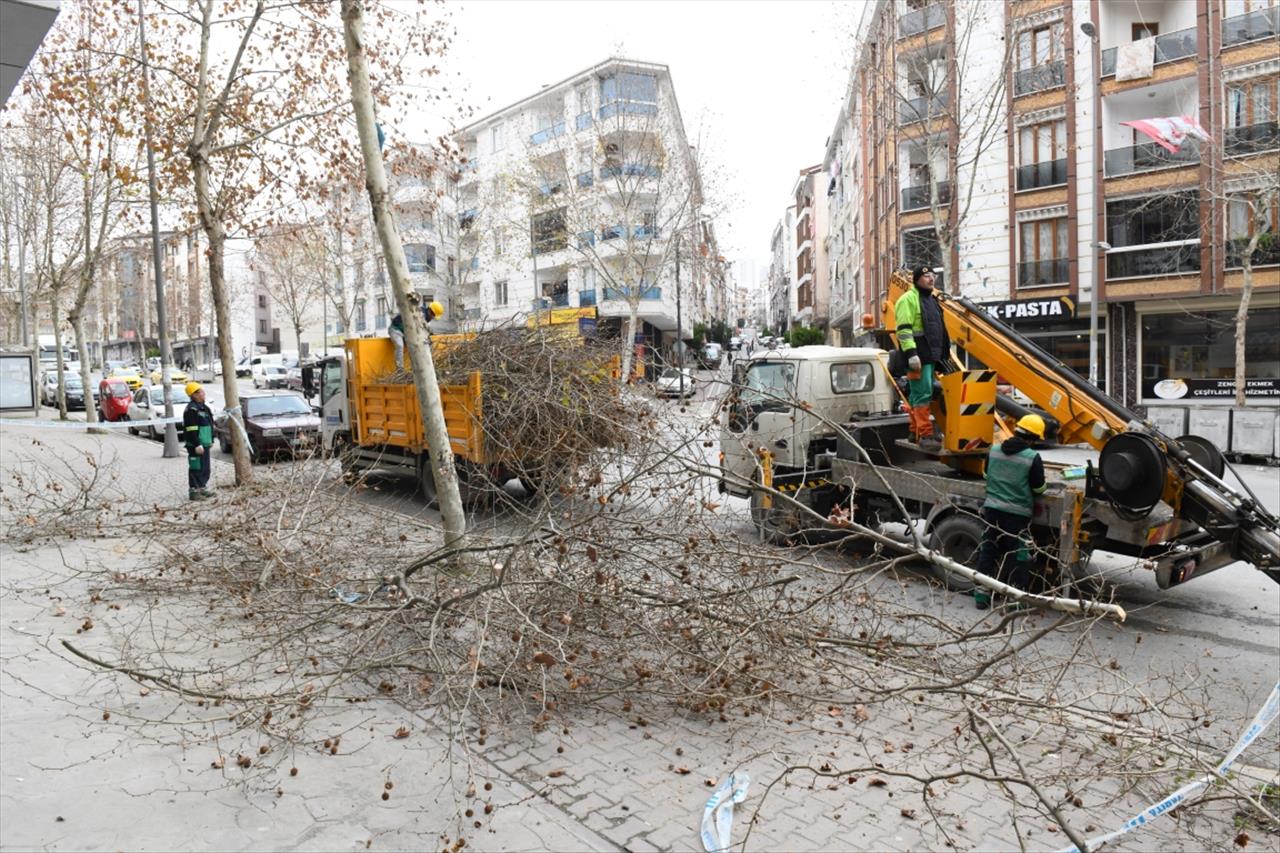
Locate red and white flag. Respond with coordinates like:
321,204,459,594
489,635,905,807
1120,115,1212,153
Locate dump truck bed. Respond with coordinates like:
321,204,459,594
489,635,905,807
345,338,486,463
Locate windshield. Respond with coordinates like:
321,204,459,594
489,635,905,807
247,395,311,417
265,366,287,375
150,389,189,406
660,368,685,380
111,368,137,377
742,361,796,406
105,383,131,398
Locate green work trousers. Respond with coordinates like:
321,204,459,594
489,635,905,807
907,361,934,407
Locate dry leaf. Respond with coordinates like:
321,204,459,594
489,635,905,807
532,652,555,667
547,769,566,778
674,766,691,775
210,756,225,769
393,726,411,739
867,777,887,787
900,808,916,819
854,704,870,722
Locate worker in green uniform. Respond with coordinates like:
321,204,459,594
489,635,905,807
974,414,1048,609
183,381,215,501
894,265,949,450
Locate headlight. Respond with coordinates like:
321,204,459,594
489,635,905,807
263,428,283,437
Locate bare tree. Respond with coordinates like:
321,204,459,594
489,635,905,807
251,224,327,357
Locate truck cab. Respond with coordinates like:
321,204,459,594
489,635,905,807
720,346,894,497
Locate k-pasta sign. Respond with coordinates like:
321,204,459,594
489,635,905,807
981,296,1077,324
1145,377,1280,399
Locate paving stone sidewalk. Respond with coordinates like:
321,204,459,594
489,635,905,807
0,423,1259,851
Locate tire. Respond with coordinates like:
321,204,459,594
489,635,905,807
219,432,230,453
926,512,984,592
417,454,439,508
126,416,136,436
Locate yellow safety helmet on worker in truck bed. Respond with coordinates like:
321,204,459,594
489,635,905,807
1016,413,1047,439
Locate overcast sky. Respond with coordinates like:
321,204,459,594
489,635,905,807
439,0,858,295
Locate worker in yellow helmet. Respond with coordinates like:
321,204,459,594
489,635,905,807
182,381,215,501
389,300,444,370
974,413,1048,609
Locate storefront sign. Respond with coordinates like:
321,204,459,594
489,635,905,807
1146,377,1280,399
982,296,1077,324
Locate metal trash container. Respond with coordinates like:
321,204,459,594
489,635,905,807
1188,407,1231,451
1230,408,1277,458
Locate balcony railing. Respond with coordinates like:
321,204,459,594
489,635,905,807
1226,236,1280,269
459,208,477,224
578,230,596,248
600,224,625,241
1106,242,1200,278
576,170,593,188
1103,140,1200,176
633,225,661,239
598,100,658,120
537,182,564,197
600,162,661,180
529,122,566,146
1016,158,1068,190
1017,258,1069,287
469,257,479,271
575,112,592,131
901,180,951,211
898,93,948,125
603,286,661,301
1013,60,1065,96
898,3,945,38
1223,5,1279,47
459,159,478,173
532,235,567,255
1102,25,1198,76
1225,121,1280,157
578,289,597,307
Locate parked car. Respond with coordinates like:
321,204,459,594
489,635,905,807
149,366,189,386
254,364,290,389
214,390,320,460
729,335,742,352
127,386,190,439
655,367,696,399
235,356,253,377
98,378,133,422
700,342,723,369
40,371,92,410
108,366,144,391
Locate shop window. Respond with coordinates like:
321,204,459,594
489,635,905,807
1141,307,1280,396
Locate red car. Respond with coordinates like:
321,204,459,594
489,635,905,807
98,378,132,422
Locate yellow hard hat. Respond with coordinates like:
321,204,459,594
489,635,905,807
1016,413,1046,439
185,381,203,397
427,300,445,319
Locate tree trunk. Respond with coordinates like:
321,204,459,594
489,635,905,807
1234,241,1259,408
52,296,67,419
341,0,466,549
193,156,253,484
619,307,639,388
68,308,103,432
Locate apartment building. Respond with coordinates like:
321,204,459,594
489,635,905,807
823,93,866,345
793,165,832,332
452,58,721,365
767,206,797,333
827,0,1279,431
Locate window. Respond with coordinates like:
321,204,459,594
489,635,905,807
355,300,366,331
1141,308,1280,392
830,362,875,394
742,361,797,409
494,230,504,256
376,296,388,316
257,294,267,308
1227,191,1280,267
447,256,455,284
902,227,943,273
1227,76,1278,128
1019,217,1070,286
1131,22,1159,40
1106,192,1201,277
1017,22,1063,70
491,123,504,152
1018,120,1066,167
600,72,658,104
532,208,567,254
258,319,267,333
404,243,436,273
493,280,508,307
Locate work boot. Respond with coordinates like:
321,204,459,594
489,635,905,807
199,488,215,498
973,589,991,610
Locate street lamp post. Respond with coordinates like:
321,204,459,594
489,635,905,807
676,235,684,398
1081,20,1105,388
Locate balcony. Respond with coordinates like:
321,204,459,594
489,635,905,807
1225,122,1280,157
1223,5,1279,48
598,101,658,120
469,257,479,271
1226,237,1280,269
901,180,951,211
1017,258,1069,287
529,122,566,146
576,112,592,131
898,93,948,125
603,286,661,301
537,182,564,197
1103,140,1200,176
577,230,596,248
1106,241,1200,278
600,162,661,180
578,289,597,307
1101,26,1198,76
1013,60,1065,96
1016,158,1068,190
633,225,661,239
576,170,594,188
600,224,624,241
459,208,477,225
898,3,944,38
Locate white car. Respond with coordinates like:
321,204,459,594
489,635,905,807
655,367,696,399
127,386,190,439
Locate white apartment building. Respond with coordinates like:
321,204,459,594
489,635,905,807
792,165,831,331
452,58,719,360
822,92,865,346
767,206,797,333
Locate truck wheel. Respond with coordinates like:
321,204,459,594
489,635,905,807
926,513,983,593
750,483,798,545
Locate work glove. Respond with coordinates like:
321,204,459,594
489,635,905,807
907,354,921,373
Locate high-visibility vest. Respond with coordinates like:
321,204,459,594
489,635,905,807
983,442,1039,517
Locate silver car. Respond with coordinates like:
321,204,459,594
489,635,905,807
127,386,190,439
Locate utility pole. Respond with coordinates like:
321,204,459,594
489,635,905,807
1081,19,1104,389
137,0,180,457
18,205,28,347
676,234,684,398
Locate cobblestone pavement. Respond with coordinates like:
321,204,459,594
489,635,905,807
1,422,1271,851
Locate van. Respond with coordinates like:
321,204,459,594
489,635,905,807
250,353,286,388
700,342,723,369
